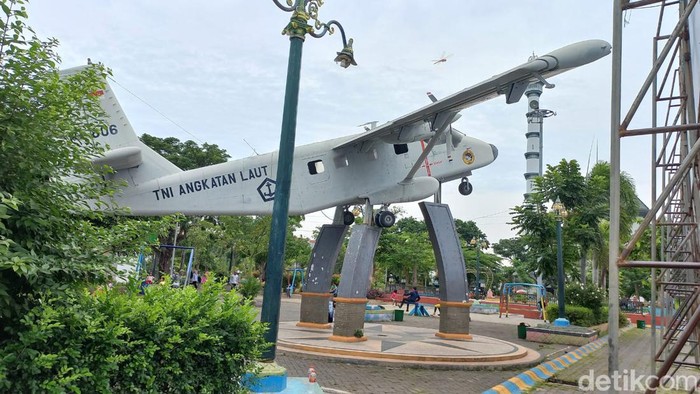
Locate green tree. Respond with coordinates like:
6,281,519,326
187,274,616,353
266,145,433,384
140,133,230,170
0,1,171,336
138,134,231,274
585,162,638,287
492,237,535,286
375,217,434,287
454,219,488,246
510,159,640,290
510,160,589,283
183,214,310,282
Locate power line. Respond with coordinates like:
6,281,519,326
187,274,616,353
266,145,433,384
107,76,204,143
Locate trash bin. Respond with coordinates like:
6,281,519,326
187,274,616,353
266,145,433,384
393,309,404,322
517,322,529,339
637,319,646,329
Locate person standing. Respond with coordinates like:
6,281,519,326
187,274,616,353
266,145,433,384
190,270,200,289
390,289,400,306
230,271,240,289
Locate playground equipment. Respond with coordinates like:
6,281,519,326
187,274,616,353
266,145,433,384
465,267,493,297
136,245,195,288
286,267,305,297
499,283,547,321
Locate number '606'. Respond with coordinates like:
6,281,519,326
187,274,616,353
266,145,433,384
93,124,118,138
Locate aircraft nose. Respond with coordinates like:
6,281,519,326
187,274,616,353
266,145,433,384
490,144,499,160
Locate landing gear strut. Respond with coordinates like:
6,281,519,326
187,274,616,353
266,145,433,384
375,210,396,228
458,177,473,196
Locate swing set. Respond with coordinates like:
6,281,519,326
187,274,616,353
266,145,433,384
498,282,547,320
135,245,195,288
285,267,305,297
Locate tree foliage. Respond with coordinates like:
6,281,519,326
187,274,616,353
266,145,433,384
140,133,230,170
492,237,535,285
454,219,489,246
0,0,172,337
0,282,267,393
509,159,641,289
375,217,434,287
136,134,312,279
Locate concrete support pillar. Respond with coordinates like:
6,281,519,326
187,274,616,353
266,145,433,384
329,298,368,342
419,202,473,341
436,301,473,340
297,224,346,329
298,292,333,329
329,225,381,341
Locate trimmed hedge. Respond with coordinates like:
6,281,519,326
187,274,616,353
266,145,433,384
0,280,267,393
546,304,596,326
547,304,631,328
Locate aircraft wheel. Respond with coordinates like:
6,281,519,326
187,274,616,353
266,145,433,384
376,211,395,228
342,211,355,225
458,180,473,196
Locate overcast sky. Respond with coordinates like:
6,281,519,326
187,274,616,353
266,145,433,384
26,1,673,243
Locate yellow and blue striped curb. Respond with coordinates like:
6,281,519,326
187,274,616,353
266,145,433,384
483,339,606,394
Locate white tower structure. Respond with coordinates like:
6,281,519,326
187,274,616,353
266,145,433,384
523,80,555,199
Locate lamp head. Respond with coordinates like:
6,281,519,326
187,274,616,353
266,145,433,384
334,38,357,68
551,196,568,218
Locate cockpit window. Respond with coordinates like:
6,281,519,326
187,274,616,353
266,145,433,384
307,160,325,175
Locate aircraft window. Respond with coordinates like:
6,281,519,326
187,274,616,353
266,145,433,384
394,144,408,154
334,155,349,168
307,160,325,175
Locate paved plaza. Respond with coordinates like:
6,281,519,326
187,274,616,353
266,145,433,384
258,296,690,393
264,296,569,393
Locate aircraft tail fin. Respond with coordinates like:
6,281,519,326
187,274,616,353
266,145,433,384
61,65,182,186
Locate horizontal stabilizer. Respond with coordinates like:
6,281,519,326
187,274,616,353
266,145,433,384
92,146,142,170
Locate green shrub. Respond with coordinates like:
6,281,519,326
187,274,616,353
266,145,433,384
0,281,267,393
602,306,631,327
238,277,262,300
620,312,630,327
565,283,605,321
546,304,596,327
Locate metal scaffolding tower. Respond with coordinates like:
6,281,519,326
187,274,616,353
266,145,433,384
611,0,700,392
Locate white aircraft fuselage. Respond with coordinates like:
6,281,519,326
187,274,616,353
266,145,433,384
99,131,496,216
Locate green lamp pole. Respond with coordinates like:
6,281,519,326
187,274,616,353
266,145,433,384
551,197,569,327
261,0,356,361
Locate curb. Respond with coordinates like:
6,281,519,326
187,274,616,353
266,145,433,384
482,338,606,394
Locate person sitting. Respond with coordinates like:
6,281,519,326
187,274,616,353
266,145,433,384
399,287,421,312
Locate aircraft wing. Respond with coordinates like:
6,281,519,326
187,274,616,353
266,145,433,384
333,39,610,151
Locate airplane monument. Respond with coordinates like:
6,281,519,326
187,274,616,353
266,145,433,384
65,38,611,349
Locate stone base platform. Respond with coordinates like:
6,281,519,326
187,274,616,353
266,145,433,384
526,323,598,346
277,321,541,369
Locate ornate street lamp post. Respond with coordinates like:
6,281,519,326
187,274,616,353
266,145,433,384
470,237,486,299
261,0,355,362
551,197,569,327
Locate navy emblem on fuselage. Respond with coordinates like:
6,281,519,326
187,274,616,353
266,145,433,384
257,178,276,202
